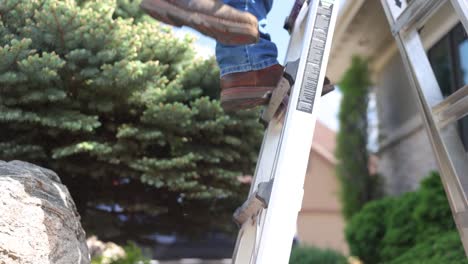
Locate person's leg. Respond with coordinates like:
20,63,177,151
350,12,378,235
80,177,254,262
140,0,260,45
218,0,334,111
141,0,334,112
216,0,278,77
217,0,283,111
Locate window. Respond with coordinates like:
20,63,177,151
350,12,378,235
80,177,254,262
428,23,468,150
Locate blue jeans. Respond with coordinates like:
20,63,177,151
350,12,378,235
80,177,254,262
216,0,278,76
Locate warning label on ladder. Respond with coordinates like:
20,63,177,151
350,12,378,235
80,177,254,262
297,1,334,113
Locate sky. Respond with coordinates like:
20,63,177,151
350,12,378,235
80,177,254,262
173,1,347,131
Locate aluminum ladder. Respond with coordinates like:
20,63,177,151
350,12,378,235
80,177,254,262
231,1,340,263
381,0,468,255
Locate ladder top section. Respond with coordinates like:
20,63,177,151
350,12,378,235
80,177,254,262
391,0,446,35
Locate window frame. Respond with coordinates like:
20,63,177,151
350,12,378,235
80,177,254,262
428,23,468,149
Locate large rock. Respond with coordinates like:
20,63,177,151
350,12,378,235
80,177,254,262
0,160,90,264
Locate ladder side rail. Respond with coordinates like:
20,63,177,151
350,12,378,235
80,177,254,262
232,217,257,264
450,0,468,33
245,5,314,262
255,0,340,263
381,0,468,255
232,2,314,262
391,0,447,36
248,125,282,194
231,119,284,263
232,1,318,262
253,1,320,261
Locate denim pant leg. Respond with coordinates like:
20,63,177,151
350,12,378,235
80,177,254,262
216,0,278,76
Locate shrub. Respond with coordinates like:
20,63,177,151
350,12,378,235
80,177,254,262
412,172,455,240
91,242,150,264
345,196,395,264
388,231,467,264
289,246,347,264
380,192,420,260
346,172,462,263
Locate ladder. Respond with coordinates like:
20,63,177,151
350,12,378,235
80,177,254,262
381,0,468,255
231,1,340,263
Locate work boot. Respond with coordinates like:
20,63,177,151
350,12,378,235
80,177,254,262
220,64,335,111
140,0,260,45
221,64,284,111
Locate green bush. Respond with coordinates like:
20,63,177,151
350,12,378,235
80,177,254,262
380,192,420,260
412,172,455,239
389,231,467,264
345,196,395,264
346,172,462,263
289,246,347,264
91,242,150,264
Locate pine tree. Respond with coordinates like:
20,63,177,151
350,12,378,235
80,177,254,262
336,56,382,220
0,0,263,238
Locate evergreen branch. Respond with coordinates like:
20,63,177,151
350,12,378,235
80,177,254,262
0,105,100,132
50,8,65,49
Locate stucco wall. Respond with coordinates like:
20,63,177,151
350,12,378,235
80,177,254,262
377,123,439,194
375,54,438,195
375,55,419,133
297,147,347,254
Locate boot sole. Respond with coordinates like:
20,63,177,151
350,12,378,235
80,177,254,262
140,0,260,45
220,84,334,112
221,86,272,111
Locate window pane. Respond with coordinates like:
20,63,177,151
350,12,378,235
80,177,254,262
454,23,468,86
458,41,468,85
454,24,468,151
428,35,456,97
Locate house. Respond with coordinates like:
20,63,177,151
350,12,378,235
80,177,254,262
297,121,348,254
327,0,468,195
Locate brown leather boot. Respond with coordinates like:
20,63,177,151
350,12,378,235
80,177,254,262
220,64,335,112
221,64,284,111
140,0,259,45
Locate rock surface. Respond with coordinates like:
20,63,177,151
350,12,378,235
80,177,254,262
0,160,90,264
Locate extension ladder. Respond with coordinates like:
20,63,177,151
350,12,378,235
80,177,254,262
231,1,340,263
381,0,468,255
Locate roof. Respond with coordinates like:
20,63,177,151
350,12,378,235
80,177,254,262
327,0,394,81
327,1,460,82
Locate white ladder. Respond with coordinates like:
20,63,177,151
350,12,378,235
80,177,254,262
381,0,468,255
231,1,340,263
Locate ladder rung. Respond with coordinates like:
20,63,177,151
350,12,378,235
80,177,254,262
233,180,273,225
391,0,447,35
433,85,468,128
262,76,293,123
233,195,265,225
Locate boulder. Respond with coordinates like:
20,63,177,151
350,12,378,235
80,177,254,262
0,160,90,264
